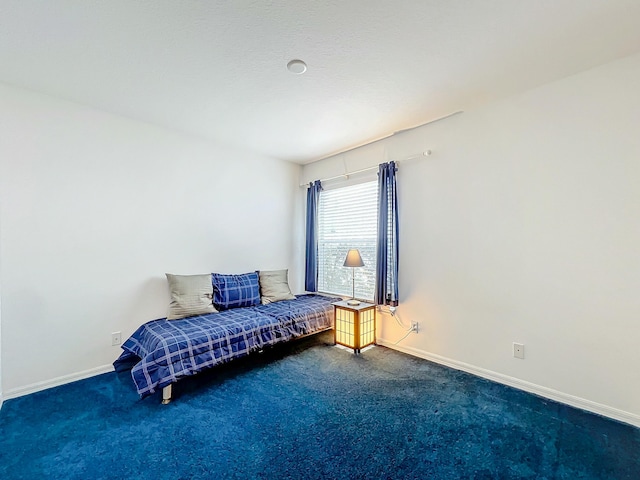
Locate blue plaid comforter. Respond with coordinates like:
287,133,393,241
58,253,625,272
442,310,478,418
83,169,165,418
114,294,338,398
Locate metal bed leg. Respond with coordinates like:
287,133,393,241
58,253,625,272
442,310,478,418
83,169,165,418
161,384,172,405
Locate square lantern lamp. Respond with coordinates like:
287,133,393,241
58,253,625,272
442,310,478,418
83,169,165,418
333,301,376,355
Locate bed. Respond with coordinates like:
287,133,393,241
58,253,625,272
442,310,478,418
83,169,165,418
113,294,339,403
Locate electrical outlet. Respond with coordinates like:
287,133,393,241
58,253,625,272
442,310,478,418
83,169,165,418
513,342,524,359
111,331,122,346
411,322,419,333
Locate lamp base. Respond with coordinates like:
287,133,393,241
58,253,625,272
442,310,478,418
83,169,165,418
347,299,361,306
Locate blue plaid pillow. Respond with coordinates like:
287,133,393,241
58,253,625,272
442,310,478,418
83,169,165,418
211,272,261,310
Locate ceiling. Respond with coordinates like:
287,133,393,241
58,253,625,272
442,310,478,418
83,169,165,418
1,1,640,164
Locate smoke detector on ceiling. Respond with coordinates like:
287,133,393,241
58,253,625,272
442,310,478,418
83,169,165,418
287,59,307,74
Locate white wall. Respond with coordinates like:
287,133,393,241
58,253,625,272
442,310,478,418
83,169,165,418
0,83,300,397
301,53,640,425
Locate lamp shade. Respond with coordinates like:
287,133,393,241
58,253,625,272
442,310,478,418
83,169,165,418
343,249,364,268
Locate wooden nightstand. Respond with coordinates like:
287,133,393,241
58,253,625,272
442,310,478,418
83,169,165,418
332,300,376,354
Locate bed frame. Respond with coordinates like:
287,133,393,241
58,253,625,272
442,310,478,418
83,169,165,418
159,325,333,404
114,294,339,403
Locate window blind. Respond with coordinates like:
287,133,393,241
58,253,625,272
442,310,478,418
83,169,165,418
317,181,377,300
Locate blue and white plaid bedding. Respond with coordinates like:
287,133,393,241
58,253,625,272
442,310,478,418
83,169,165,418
114,294,339,398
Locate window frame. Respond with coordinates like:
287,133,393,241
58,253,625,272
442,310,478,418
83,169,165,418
316,178,378,302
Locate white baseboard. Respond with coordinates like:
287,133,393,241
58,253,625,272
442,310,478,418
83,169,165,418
377,338,640,428
3,364,114,401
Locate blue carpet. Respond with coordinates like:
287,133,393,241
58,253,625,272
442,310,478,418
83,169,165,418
1,332,638,479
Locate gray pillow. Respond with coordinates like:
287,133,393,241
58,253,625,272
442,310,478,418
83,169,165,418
166,273,217,320
259,269,296,304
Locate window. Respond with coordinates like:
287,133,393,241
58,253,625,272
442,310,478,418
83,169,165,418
317,181,377,300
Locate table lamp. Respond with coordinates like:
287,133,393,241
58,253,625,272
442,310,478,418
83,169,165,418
343,249,364,306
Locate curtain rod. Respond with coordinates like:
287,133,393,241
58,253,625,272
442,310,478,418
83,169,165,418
298,150,432,188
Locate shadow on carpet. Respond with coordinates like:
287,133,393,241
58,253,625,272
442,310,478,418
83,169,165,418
1,332,639,479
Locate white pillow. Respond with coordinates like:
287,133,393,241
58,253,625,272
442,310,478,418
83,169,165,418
259,269,296,304
166,273,217,320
